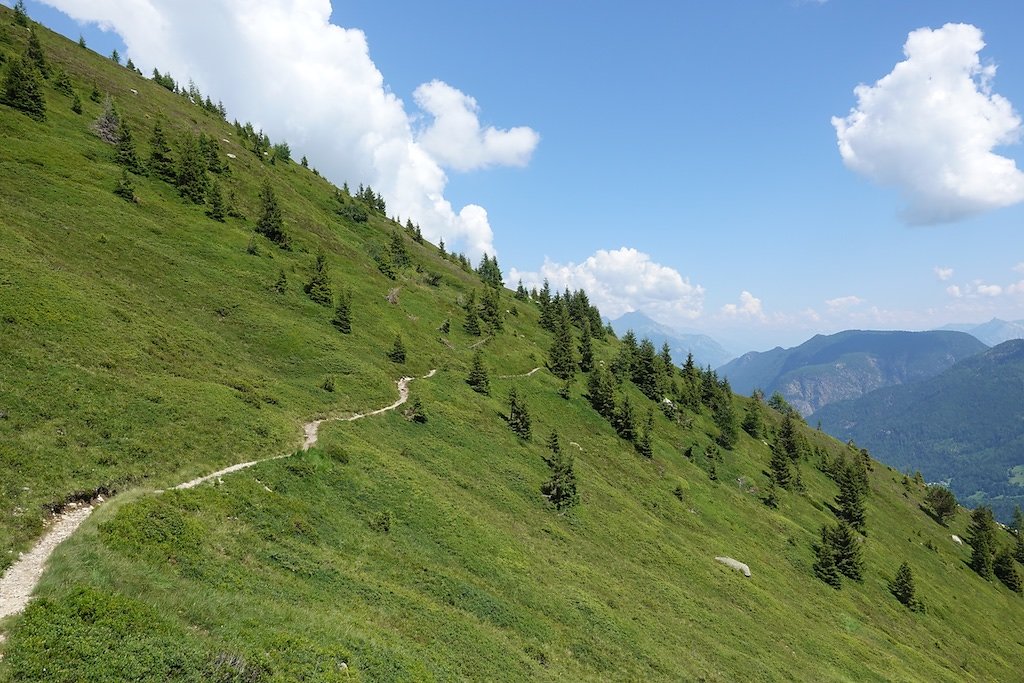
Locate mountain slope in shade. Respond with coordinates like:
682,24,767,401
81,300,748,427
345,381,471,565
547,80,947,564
718,330,987,416
609,311,733,368
815,340,1024,522
938,318,1024,346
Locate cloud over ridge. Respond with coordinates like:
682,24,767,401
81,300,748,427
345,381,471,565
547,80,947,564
40,0,539,258
832,23,1024,224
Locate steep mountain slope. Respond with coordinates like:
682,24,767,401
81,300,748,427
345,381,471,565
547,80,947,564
939,318,1024,346
816,340,1024,522
610,311,733,368
1,10,1023,681
718,330,987,416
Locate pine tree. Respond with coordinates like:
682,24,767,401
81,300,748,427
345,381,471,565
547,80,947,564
407,397,427,424
586,364,616,419
113,169,136,203
388,229,410,269
742,393,764,437
507,386,532,439
89,83,101,103
768,441,792,490
813,526,842,589
114,118,144,173
537,279,555,331
632,338,660,399
176,131,210,204
1,56,45,121
303,250,332,306
70,91,82,114
541,447,579,512
14,0,29,26
387,335,406,364
889,561,922,611
514,279,529,301
545,431,561,464
636,408,654,458
463,290,481,336
578,320,594,372
613,394,636,442
255,180,289,247
924,485,958,525
52,67,73,95
479,286,503,332
272,269,287,294
548,302,576,380
829,522,864,581
26,29,47,78
206,180,226,221
967,506,997,579
835,460,867,533
331,290,352,333
762,479,779,509
714,397,739,449
994,547,1022,593
148,120,176,182
110,49,120,65
466,350,490,395
1013,505,1024,564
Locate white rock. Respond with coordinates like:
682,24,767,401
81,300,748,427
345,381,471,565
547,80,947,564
715,556,751,577
226,153,237,159
951,534,964,545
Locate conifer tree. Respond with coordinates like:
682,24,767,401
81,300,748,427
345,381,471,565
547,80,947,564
545,431,561,463
537,279,555,331
466,350,490,395
632,338,660,399
613,394,636,442
829,521,864,581
331,290,352,333
479,286,503,332
387,335,406,364
303,250,332,306
26,29,47,78
206,180,226,221
110,49,120,65
273,269,287,294
548,302,576,380
407,397,427,424
14,0,29,26
78,34,86,49
1,56,45,121
70,91,82,114
636,408,654,458
994,547,1022,593
924,485,957,525
113,169,136,203
52,67,72,95
255,180,289,247
813,526,842,589
835,459,867,533
175,131,210,204
714,397,739,449
967,506,997,579
148,119,176,182
578,319,594,372
541,446,579,512
768,440,793,490
507,386,532,439
514,279,529,301
586,364,616,419
889,561,922,611
1013,505,1024,564
389,229,410,269
114,118,143,173
463,290,481,336
742,396,764,437
762,479,779,509
92,96,120,143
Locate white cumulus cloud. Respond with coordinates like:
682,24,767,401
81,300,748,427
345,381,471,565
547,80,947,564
934,266,955,281
1014,262,1024,273
509,248,705,322
977,283,1003,297
825,295,864,310
720,291,765,320
413,80,540,172
40,0,539,258
832,23,1024,223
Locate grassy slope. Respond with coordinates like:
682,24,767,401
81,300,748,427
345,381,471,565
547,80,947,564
1,11,1023,681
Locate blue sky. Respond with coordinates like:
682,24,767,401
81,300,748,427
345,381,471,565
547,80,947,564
17,0,1024,350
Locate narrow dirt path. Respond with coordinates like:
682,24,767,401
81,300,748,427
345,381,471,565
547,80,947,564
0,370,436,624
497,367,542,379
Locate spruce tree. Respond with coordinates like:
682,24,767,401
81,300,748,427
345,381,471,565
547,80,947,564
113,169,136,203
70,91,82,114
1013,505,1024,564
578,319,594,372
53,67,72,95
114,118,144,173
387,335,406,364
835,460,867,533
541,447,579,512
303,250,332,306
14,0,29,26
636,408,654,458
812,526,842,589
829,522,864,581
92,95,120,143
273,269,287,294
632,338,660,399
479,286,503,332
586,364,616,419
768,441,792,490
548,302,576,380
407,397,427,424
1,56,45,121
993,547,1022,593
466,350,490,395
176,131,210,204
331,290,352,333
148,120,176,182
255,180,289,247
206,180,226,221
890,561,922,610
463,290,481,336
514,279,529,301
26,29,47,78
714,397,739,449
507,386,532,439
742,394,764,437
967,506,997,579
613,394,636,442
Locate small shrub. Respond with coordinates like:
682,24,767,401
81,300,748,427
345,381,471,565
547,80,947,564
369,510,392,533
321,375,335,392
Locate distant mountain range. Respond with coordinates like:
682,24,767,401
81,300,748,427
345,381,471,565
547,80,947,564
815,340,1024,522
937,317,1024,346
608,311,734,369
717,330,987,416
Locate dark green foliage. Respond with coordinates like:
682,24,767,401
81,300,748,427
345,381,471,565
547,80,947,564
14,0,28,26
636,408,654,458
586,364,616,420
300,155,308,168
148,120,176,182
2,56,45,121
507,386,531,439
924,486,957,525
331,290,352,333
993,547,1021,593
369,510,392,534
541,444,579,512
255,180,289,247
272,269,287,294
89,83,101,102
514,279,529,301
113,169,136,203
548,302,576,380
1013,506,1024,564
198,133,224,173
466,350,489,395
406,397,427,424
714,397,738,449
632,338,660,400
125,57,137,73
611,330,637,381
175,131,210,204
151,68,176,92
271,141,291,162
835,459,867,533
463,290,481,336
53,67,73,95
78,34,86,48
303,250,332,306
577,320,594,372
387,335,406,364
476,253,503,288
114,118,144,174
813,526,842,589
889,561,924,611
742,396,764,438
389,229,410,269
537,279,555,331
967,506,997,579
110,48,120,65
70,91,82,114
762,479,779,509
814,522,863,586
27,29,47,78
613,394,636,443
321,375,335,392
768,441,792,490
205,181,225,221
778,413,804,461
479,287,503,333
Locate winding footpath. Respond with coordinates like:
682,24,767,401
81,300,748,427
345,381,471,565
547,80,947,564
0,370,436,626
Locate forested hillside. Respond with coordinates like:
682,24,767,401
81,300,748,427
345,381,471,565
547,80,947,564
1,6,1023,681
